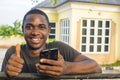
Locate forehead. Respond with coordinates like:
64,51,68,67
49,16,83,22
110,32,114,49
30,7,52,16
25,14,47,23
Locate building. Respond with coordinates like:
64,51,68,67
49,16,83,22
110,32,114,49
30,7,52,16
33,0,120,64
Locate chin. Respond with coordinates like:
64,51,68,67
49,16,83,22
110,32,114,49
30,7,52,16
27,43,41,50
30,45,41,50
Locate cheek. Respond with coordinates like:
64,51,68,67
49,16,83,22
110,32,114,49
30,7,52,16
24,29,31,34
43,29,50,36
43,32,49,39
46,31,50,37
23,30,30,39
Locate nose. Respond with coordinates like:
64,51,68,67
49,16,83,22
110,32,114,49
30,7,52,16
31,28,40,36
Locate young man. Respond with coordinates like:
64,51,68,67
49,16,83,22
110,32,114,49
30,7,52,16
1,9,102,77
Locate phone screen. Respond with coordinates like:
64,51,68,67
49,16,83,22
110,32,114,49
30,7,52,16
39,48,58,65
40,48,58,60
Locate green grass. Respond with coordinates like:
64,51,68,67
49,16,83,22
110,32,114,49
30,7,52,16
102,61,120,66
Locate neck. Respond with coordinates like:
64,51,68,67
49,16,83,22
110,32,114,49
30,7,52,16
26,45,46,57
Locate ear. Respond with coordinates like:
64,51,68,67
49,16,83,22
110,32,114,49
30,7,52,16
22,26,23,32
22,25,25,34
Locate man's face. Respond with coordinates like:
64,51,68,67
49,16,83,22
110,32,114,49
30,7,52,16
22,14,50,50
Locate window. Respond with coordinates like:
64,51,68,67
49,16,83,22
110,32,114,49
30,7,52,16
49,22,56,39
80,19,111,53
61,19,70,44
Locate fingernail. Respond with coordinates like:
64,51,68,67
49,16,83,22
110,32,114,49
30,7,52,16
40,59,44,62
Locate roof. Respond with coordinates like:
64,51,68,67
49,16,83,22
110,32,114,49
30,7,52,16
33,0,120,9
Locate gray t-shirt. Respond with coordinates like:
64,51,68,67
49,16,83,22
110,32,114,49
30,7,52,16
1,41,80,73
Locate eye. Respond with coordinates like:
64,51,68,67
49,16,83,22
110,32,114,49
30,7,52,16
38,24,46,29
25,24,33,30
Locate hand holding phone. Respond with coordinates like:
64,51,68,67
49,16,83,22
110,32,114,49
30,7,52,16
39,48,58,65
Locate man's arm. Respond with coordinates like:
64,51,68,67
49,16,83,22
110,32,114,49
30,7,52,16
36,53,102,76
63,54,102,74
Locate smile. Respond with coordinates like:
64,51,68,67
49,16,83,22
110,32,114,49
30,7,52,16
30,37,41,44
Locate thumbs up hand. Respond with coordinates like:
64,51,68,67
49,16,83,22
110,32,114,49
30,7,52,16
16,43,20,58
6,44,24,77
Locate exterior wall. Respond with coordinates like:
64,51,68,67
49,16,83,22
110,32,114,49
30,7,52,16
37,2,120,64
37,8,59,40
72,6,119,64
47,13,59,40
55,2,120,64
57,10,73,45
116,12,120,60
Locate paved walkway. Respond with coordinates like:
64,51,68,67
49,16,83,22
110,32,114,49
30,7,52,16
0,48,7,70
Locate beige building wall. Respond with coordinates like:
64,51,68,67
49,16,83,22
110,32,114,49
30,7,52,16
37,8,59,40
38,2,120,64
71,4,120,64
57,10,73,46
116,12,120,60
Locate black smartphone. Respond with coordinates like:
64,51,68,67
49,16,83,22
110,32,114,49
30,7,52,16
39,48,58,65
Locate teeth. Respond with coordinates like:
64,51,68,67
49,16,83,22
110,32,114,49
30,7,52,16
32,38,39,41
31,38,40,43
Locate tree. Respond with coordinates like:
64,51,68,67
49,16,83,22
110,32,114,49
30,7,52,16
0,20,23,37
0,25,12,37
12,20,23,36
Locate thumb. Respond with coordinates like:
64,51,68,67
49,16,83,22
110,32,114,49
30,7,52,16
16,43,21,58
58,50,64,61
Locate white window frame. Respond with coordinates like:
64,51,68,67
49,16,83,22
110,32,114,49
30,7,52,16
49,22,56,39
80,19,111,54
61,19,70,44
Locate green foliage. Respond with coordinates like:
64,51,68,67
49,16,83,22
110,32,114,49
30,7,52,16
92,0,110,4
31,0,58,5
0,20,23,37
102,61,120,66
0,25,12,37
21,41,26,45
12,20,23,36
48,38,55,42
50,0,57,5
31,0,39,3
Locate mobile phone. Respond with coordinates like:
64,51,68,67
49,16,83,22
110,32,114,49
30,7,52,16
39,48,58,65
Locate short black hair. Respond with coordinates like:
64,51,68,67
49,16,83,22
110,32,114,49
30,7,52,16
22,9,49,29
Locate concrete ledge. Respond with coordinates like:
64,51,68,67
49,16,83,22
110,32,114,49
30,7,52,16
0,36,25,48
0,72,120,79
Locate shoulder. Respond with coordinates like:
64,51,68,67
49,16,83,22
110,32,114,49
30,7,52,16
6,44,25,55
47,41,68,48
49,41,68,46
4,46,16,59
7,46,16,53
48,41,77,51
7,44,25,52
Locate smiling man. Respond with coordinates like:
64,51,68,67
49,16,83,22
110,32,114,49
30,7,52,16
1,9,102,77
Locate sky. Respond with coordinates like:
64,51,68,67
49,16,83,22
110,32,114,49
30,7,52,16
0,0,44,25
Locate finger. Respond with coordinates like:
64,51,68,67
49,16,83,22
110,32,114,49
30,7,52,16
40,59,62,66
39,69,61,76
58,51,63,61
38,64,62,72
7,70,19,77
16,43,20,57
7,65,22,73
36,63,40,71
9,54,24,65
8,59,23,69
